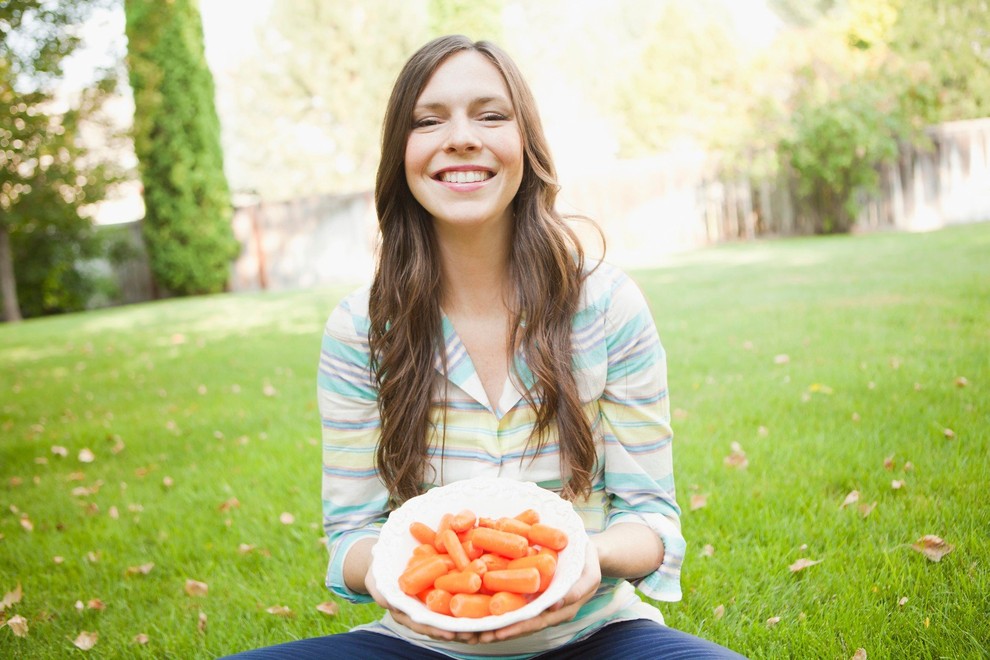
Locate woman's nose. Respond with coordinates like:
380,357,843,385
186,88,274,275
443,116,481,152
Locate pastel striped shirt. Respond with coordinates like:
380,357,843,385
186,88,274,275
318,260,685,658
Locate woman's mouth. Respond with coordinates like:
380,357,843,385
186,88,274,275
435,170,494,184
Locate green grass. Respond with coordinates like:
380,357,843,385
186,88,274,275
2,223,988,658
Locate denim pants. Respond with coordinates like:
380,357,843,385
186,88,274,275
222,619,746,659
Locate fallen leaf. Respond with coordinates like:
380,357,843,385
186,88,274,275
851,412,861,422
162,476,174,488
766,616,781,627
238,543,255,554
263,383,277,397
954,376,968,387
218,498,240,512
7,614,28,637
73,630,99,650
689,494,708,511
713,604,725,619
108,506,119,519
78,448,95,463
943,428,956,439
185,579,209,597
197,385,208,395
125,563,155,576
903,461,914,472
807,383,833,395
723,442,748,469
700,544,715,557
912,535,954,562
19,515,33,532
883,455,895,471
315,601,340,616
897,597,908,607
1,583,23,611
86,551,100,563
53,556,65,564
757,425,769,437
840,490,860,508
859,501,877,518
198,611,208,633
51,446,68,457
133,633,149,645
774,354,790,364
86,599,106,611
75,600,85,612
851,649,867,660
891,480,905,490
279,512,295,525
789,558,822,573
265,605,294,617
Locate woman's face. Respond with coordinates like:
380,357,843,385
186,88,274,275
404,50,524,237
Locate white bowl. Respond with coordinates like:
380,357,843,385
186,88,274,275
371,476,589,632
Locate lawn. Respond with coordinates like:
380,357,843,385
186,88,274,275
1,223,988,658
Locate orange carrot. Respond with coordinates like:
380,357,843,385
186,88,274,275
434,570,482,594
537,546,558,562
489,591,528,615
508,553,557,592
466,558,488,575
482,567,541,594
462,539,483,560
478,517,497,528
514,508,540,525
479,553,510,572
494,517,532,538
470,527,529,559
409,521,437,546
425,588,453,615
449,593,493,618
433,513,454,551
450,509,477,533
412,543,438,557
527,523,568,551
398,556,449,596
439,529,471,570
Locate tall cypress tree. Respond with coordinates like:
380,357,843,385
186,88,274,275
124,0,237,295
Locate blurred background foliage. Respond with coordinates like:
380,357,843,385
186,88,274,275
2,0,989,319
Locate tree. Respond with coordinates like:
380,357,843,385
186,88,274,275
124,0,238,295
1,0,122,321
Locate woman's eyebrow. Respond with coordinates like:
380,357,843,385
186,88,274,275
414,96,511,112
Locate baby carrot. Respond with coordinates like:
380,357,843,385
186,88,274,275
412,542,438,557
434,570,482,594
409,521,437,546
433,513,454,551
514,508,540,525
450,509,477,533
466,557,488,575
470,527,529,559
527,523,568,551
494,516,532,538
439,529,471,570
482,567,541,594
478,517,497,528
425,588,453,615
507,553,557,591
449,593,493,618
489,591,528,615
479,553,510,571
462,539,483,560
398,555,449,596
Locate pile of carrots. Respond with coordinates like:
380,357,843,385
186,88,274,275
397,508,569,619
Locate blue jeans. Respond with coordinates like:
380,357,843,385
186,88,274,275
223,619,746,659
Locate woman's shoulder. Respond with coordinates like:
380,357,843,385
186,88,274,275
324,284,372,343
580,258,647,314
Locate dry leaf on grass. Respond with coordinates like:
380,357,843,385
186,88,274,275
883,455,895,470
700,544,715,557
19,515,33,532
774,354,790,364
912,535,954,562
840,490,860,508
942,428,956,439
7,614,29,637
133,633,150,645
891,480,905,490
723,442,748,469
218,498,240,512
266,605,294,617
316,601,340,616
78,448,95,463
185,579,209,597
126,563,155,576
859,501,877,518
897,597,908,607
954,376,968,387
279,512,295,525
1,583,23,611
766,616,781,627
713,604,725,620
689,494,708,511
73,630,99,650
86,599,106,611
789,558,822,573
851,649,867,660
198,611,208,633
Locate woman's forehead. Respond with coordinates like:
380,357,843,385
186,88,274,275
415,50,512,107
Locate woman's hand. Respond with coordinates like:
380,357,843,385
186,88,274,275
365,563,484,645
476,537,602,644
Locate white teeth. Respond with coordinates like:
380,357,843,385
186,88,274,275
439,170,491,184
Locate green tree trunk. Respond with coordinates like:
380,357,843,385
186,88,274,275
0,224,22,322
124,0,238,296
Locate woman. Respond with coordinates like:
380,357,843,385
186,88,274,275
230,35,743,659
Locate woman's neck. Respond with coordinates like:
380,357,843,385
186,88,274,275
436,222,513,314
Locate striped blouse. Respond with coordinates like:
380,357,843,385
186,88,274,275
318,260,685,659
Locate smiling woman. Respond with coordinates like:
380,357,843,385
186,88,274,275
222,35,746,659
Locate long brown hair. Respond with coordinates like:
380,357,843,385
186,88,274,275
369,35,597,504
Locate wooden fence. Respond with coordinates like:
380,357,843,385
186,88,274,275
101,117,989,300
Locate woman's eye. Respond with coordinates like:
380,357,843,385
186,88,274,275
480,112,508,122
412,117,440,128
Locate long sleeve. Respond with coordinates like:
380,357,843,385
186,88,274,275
597,269,685,602
317,289,388,604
